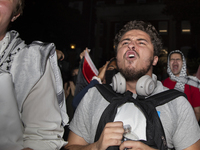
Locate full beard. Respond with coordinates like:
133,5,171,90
117,59,153,82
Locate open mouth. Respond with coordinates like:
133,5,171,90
173,65,178,69
126,50,136,60
128,54,135,58
172,65,179,71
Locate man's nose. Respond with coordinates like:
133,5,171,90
128,42,135,50
173,59,180,63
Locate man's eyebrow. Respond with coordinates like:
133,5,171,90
120,38,150,43
137,38,149,43
120,38,131,43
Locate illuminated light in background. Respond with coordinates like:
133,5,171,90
70,44,76,49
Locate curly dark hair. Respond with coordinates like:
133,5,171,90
114,20,163,56
13,0,25,16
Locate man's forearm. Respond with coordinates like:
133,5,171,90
195,112,200,122
194,107,200,122
63,143,98,150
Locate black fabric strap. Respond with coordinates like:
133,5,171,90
94,84,186,150
94,91,132,142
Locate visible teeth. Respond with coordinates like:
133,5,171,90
129,54,135,58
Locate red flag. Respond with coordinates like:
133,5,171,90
82,51,98,83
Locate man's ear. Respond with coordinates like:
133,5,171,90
11,13,20,22
152,56,158,66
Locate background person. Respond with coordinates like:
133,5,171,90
162,50,200,122
72,57,118,110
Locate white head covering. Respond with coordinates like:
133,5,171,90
167,50,200,92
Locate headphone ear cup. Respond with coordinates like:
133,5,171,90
112,72,126,94
136,75,155,96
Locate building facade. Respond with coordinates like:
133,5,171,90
69,0,196,70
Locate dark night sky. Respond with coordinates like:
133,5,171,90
11,0,89,50
10,0,200,74
9,0,93,74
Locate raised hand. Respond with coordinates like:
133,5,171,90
95,122,124,150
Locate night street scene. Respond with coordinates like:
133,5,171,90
11,0,200,80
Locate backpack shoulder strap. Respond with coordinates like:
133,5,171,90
94,86,187,150
95,84,187,106
144,89,187,107
95,84,122,103
137,89,187,150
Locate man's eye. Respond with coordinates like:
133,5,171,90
122,42,128,45
139,42,145,45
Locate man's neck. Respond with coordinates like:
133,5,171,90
126,81,137,94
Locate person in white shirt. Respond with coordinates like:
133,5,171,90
0,0,69,149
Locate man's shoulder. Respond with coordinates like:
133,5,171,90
185,83,200,93
84,85,108,100
76,85,111,108
152,81,188,104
